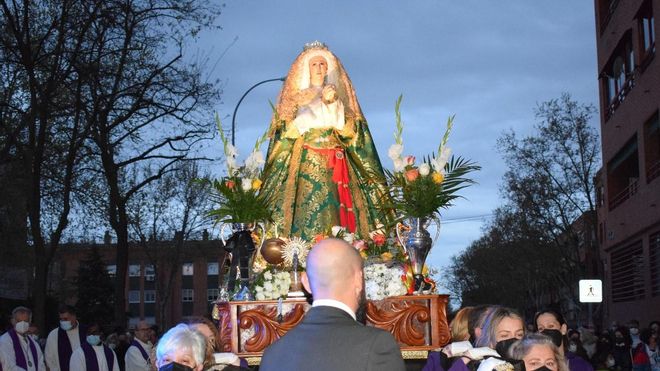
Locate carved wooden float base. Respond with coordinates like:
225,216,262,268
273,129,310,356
214,294,450,363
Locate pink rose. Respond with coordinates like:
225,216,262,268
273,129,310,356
405,155,415,166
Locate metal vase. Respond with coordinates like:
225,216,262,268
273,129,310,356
220,222,265,301
396,217,435,292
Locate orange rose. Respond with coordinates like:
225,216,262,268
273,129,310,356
314,234,325,243
405,169,419,182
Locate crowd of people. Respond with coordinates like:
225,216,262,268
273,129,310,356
0,306,246,371
425,305,659,371
1,238,658,371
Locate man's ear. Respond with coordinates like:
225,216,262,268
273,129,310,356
560,323,568,335
301,271,311,294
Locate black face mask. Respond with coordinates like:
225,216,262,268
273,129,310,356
158,362,193,371
532,367,553,371
541,329,564,348
495,337,519,358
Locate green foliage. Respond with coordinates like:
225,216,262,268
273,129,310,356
75,247,115,325
207,177,272,223
385,156,480,220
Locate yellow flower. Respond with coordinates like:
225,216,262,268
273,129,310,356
252,179,262,190
360,251,368,259
432,172,445,184
380,252,393,261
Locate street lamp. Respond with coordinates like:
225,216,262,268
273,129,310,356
231,77,286,146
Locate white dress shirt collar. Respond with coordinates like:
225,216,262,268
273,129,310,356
312,299,356,321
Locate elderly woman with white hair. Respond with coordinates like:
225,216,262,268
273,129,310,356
509,333,569,371
155,324,206,371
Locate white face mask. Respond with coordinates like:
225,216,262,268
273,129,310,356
568,344,578,353
630,328,639,335
606,358,616,367
15,321,30,334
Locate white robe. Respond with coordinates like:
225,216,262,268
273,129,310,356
69,346,119,371
0,332,45,371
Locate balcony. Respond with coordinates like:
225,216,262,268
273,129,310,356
609,178,638,210
649,159,660,182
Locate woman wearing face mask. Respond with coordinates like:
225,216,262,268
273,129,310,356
510,333,568,371
535,309,593,371
155,324,205,371
612,327,633,371
69,324,119,371
423,306,525,371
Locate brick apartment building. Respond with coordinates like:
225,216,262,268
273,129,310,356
594,0,660,325
51,235,229,328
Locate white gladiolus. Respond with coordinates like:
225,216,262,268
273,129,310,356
432,146,451,171
241,178,252,191
245,150,265,172
419,163,430,176
388,144,403,160
393,158,405,172
331,226,345,237
263,271,272,281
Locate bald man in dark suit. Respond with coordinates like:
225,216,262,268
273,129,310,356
260,238,405,371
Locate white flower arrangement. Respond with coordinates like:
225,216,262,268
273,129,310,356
254,270,291,300
363,263,408,300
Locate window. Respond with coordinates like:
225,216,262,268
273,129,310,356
651,231,660,296
602,32,635,120
128,290,141,303
207,262,219,275
106,265,117,277
129,264,141,277
145,264,155,281
144,290,156,303
611,241,645,302
637,0,655,64
644,112,660,183
182,289,194,302
207,288,220,302
597,0,620,33
182,263,194,276
607,135,639,209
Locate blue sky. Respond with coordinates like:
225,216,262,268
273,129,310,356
196,1,600,280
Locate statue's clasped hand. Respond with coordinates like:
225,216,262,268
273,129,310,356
322,84,337,104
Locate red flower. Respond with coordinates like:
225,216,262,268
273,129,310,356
372,234,386,246
226,180,235,189
314,234,325,243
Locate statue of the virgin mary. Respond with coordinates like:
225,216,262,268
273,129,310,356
261,41,391,241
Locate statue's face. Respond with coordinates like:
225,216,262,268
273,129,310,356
309,55,328,86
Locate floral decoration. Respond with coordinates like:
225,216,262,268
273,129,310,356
208,114,272,223
252,268,291,301
384,96,480,221
364,263,408,300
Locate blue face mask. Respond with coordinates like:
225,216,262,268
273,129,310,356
60,321,73,331
86,335,102,346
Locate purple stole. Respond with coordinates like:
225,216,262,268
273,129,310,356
129,340,149,362
81,344,114,371
8,329,39,371
57,326,85,371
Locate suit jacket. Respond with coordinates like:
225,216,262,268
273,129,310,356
260,306,405,371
